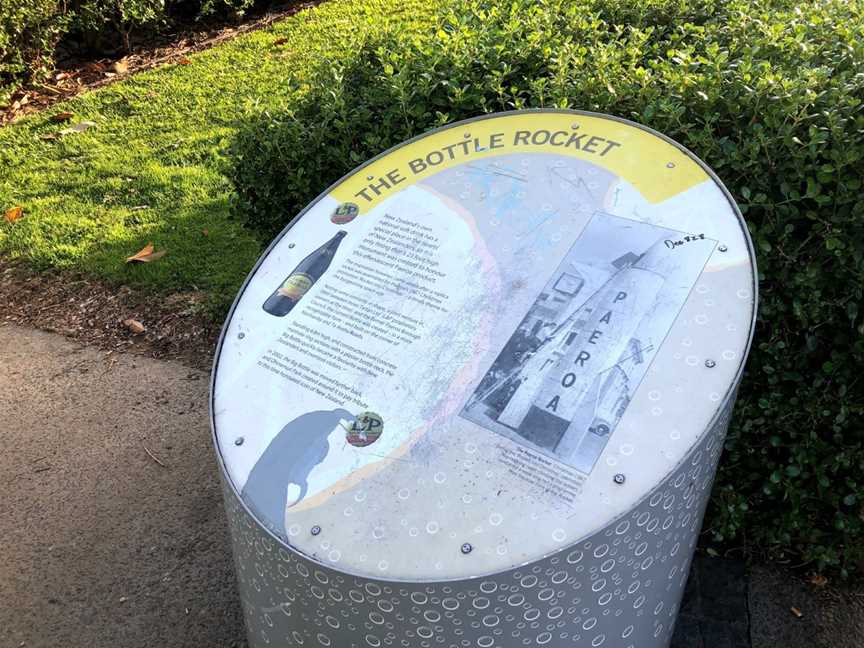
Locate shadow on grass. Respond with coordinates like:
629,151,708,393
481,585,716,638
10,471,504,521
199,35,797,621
1,150,262,316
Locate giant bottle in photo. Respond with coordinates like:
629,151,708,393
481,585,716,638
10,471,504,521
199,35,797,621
498,236,696,463
263,230,347,316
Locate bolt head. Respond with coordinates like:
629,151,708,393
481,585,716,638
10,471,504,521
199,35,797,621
666,162,676,169
234,437,244,446
705,359,717,368
460,543,473,554
718,244,728,252
237,332,245,340
613,473,626,485
311,525,321,536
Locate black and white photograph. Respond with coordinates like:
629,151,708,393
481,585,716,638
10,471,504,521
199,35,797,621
462,212,717,473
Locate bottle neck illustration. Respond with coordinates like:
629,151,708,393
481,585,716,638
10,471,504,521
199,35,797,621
313,230,347,262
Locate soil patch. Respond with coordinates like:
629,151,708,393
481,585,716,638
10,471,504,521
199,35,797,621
0,256,222,370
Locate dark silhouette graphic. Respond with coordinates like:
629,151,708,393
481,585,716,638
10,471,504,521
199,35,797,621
242,408,353,534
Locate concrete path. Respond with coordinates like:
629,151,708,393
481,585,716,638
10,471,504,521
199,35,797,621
0,324,244,647
2,323,861,647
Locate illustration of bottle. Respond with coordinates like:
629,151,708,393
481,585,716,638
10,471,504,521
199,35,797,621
262,230,347,316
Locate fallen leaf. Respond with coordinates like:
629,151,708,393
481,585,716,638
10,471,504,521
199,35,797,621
85,61,106,73
177,57,192,65
809,573,828,588
201,228,209,236
127,242,153,260
790,606,803,619
111,59,129,74
126,242,167,263
50,111,74,122
103,71,117,78
59,120,96,135
39,133,59,141
55,71,71,81
123,318,146,335
4,206,23,223
272,37,289,46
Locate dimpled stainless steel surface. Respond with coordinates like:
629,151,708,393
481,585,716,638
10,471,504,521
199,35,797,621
222,399,734,648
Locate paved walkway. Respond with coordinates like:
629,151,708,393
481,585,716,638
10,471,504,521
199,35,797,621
1,324,242,647
2,324,861,647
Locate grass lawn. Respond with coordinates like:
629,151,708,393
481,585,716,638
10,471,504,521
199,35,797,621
0,0,445,315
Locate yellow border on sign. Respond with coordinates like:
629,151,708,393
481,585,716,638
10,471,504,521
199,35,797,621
331,112,707,213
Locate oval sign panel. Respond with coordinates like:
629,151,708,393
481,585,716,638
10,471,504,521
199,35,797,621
212,110,756,580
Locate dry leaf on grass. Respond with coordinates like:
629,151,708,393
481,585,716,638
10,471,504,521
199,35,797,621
59,120,96,135
111,59,129,74
50,111,74,122
272,37,289,45
177,57,192,65
123,318,146,335
4,206,23,223
127,242,153,260
126,242,167,263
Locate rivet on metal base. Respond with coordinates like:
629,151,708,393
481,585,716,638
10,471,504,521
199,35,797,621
311,525,321,536
237,332,245,340
460,543,473,554
613,473,626,485
234,437,244,446
718,244,728,252
705,359,717,368
666,162,676,169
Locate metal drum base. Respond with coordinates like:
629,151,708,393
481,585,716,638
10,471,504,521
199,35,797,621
223,403,732,648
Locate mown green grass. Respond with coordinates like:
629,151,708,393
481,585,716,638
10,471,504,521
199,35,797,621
0,0,446,314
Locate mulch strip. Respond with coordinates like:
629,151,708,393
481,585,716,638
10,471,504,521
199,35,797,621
1,0,319,125
0,257,222,370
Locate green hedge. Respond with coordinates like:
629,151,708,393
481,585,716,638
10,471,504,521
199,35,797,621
0,0,69,91
230,0,864,574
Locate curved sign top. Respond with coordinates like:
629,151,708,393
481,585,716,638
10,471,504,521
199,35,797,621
212,110,756,580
